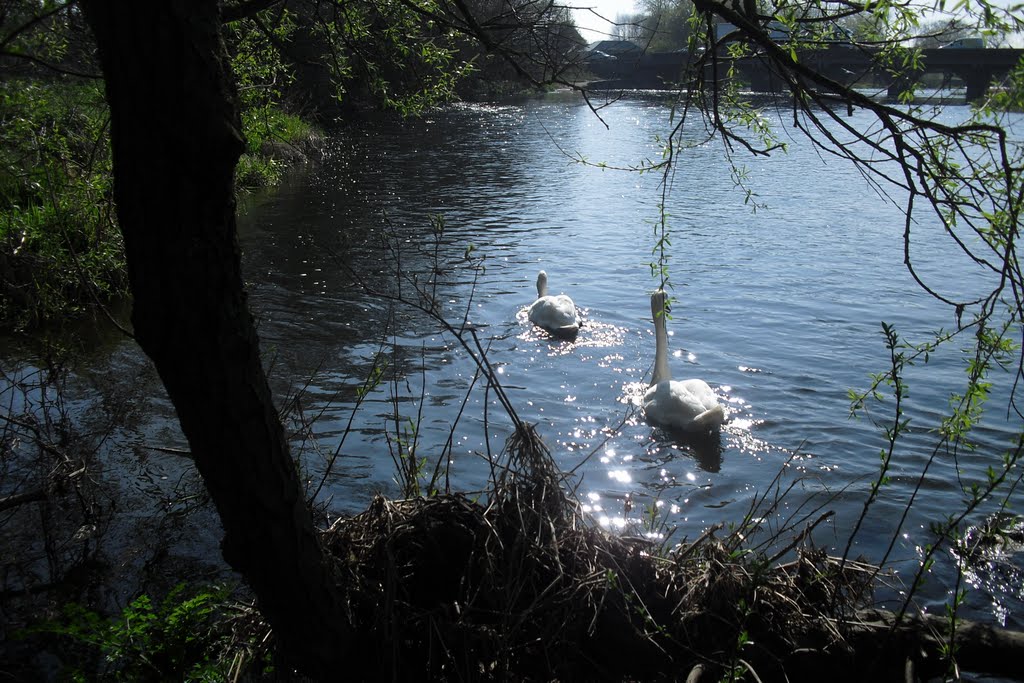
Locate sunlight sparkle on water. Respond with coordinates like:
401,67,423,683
608,469,632,484
598,515,628,530
574,321,628,349
621,381,648,406
598,353,624,369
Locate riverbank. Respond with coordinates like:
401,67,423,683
7,414,1023,681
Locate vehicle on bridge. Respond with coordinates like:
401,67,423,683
714,21,854,49
941,37,986,49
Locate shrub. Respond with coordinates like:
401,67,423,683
0,80,126,329
41,584,235,682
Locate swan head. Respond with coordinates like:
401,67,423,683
536,270,549,298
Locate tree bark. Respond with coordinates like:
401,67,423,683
79,1,349,674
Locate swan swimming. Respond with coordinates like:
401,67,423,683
527,270,580,338
643,289,726,432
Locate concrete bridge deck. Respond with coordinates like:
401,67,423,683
585,45,1024,101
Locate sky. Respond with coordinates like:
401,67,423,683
570,0,640,43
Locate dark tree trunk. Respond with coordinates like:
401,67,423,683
80,1,349,674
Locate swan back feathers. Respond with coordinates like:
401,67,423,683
528,270,579,337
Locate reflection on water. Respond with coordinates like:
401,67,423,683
648,429,725,473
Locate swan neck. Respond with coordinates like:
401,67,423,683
652,309,671,385
536,271,548,298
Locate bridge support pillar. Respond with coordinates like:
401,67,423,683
887,72,920,101
964,70,991,102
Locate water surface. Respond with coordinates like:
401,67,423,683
8,90,1021,626
237,91,1024,624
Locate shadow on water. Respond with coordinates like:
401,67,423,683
647,426,725,474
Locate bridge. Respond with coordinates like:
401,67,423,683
586,45,1024,101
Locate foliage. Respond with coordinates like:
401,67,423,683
227,9,298,114
0,0,97,75
0,0,589,324
0,79,125,329
226,9,321,190
0,7,329,326
226,7,308,154
0,66,313,327
290,0,471,115
39,584,236,682
987,57,1024,111
235,107,314,189
449,0,584,89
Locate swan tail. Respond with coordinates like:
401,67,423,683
693,404,726,429
548,322,580,339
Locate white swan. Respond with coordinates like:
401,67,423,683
527,270,580,338
643,289,726,432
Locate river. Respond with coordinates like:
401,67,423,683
6,90,1023,629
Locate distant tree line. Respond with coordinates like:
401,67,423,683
612,0,695,51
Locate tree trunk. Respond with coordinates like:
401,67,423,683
80,1,349,674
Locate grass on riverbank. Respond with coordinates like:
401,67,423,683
318,423,879,682
236,105,321,190
12,414,1024,681
0,81,124,330
19,423,880,682
0,79,319,332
